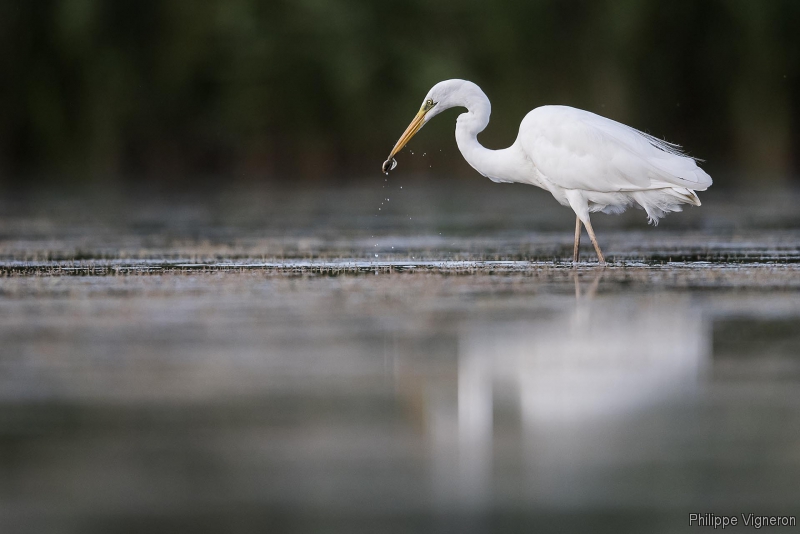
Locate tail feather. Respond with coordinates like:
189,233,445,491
668,187,701,206
631,187,703,225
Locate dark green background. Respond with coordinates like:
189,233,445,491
1,0,797,187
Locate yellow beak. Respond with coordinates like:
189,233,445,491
387,108,428,161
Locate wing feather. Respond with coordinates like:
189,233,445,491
518,106,712,192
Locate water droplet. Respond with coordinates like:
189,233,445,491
375,254,378,257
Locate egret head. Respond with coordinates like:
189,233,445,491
383,79,485,173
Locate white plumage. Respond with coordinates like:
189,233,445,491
383,79,712,264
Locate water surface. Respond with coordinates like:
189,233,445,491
0,183,798,532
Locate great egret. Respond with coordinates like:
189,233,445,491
382,79,712,264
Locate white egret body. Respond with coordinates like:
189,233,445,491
383,79,712,264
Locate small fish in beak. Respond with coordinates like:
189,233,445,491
382,158,397,174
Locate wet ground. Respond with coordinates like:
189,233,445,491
1,181,799,533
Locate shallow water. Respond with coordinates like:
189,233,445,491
0,183,799,532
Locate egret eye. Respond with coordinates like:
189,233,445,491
426,99,434,108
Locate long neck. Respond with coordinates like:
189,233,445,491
454,90,517,183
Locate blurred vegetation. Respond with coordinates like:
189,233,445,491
0,0,797,186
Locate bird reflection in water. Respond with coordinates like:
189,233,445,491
424,274,710,508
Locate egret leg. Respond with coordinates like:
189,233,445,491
583,218,606,265
573,216,582,264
